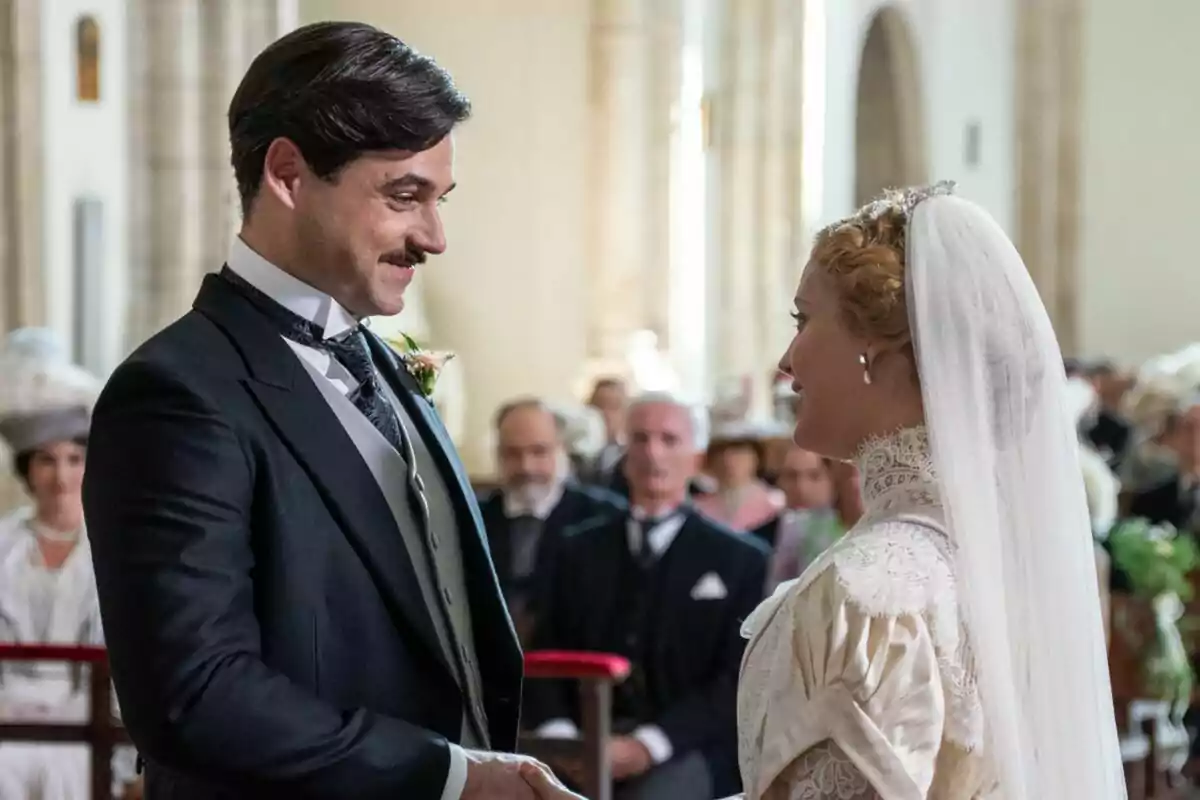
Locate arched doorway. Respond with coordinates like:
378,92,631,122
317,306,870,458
854,5,926,206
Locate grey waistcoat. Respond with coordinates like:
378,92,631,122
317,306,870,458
298,357,487,748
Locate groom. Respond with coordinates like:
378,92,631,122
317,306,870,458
84,21,549,799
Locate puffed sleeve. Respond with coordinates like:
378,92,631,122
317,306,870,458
750,564,947,800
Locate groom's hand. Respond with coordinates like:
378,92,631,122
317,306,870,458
462,750,543,799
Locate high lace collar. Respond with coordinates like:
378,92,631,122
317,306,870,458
853,425,940,515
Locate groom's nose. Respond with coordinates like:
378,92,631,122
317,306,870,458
411,207,448,256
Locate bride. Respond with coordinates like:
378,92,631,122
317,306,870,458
523,183,1126,799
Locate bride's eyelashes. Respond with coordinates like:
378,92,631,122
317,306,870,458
791,311,808,331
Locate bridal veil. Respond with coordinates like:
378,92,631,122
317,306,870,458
904,189,1126,798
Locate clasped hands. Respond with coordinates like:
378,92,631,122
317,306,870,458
462,735,653,799
461,749,585,800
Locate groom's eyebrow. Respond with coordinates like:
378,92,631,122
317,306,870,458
381,174,456,198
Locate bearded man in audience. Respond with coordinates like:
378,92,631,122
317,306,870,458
526,393,768,800
479,398,625,644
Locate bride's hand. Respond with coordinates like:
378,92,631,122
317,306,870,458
518,761,588,799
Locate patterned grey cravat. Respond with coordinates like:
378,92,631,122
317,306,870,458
219,267,406,452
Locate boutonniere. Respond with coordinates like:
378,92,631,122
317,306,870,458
384,333,454,398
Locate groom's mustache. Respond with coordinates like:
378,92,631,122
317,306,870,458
383,248,428,266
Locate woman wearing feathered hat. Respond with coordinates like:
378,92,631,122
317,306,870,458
0,328,138,800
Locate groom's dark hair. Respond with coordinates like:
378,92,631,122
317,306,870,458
228,21,471,216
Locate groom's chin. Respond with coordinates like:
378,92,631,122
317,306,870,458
368,286,408,317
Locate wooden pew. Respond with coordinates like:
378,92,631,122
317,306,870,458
519,651,631,800
0,643,131,799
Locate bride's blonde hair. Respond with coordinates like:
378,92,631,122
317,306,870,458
810,194,916,347
810,188,941,383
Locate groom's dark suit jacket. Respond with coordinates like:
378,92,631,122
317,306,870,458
83,275,522,799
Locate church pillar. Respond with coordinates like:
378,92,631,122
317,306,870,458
202,0,298,274
126,0,205,346
581,0,653,383
200,1,248,274
1015,0,1084,354
754,0,802,409
711,0,768,408
0,0,44,333
0,0,43,513
644,0,682,352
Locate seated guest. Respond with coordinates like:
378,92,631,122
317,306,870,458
693,421,785,531
0,328,139,800
1084,360,1134,470
607,453,715,502
528,393,768,800
1128,392,1200,534
751,445,843,591
479,398,625,643
582,377,629,485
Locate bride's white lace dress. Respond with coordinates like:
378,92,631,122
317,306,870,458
734,427,998,799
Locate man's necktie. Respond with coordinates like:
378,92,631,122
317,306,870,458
219,267,406,452
635,513,678,568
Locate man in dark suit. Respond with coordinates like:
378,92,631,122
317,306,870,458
478,398,625,644
527,394,768,800
83,22,560,800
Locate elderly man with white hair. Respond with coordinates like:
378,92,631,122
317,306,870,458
525,392,768,800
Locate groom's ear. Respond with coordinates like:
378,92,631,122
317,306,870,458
261,138,306,210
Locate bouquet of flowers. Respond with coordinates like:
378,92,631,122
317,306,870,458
1108,518,1200,705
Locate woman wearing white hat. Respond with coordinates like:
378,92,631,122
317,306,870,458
0,329,138,800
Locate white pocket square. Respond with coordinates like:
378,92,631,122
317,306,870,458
690,572,728,600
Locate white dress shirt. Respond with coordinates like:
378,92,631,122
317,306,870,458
227,237,470,800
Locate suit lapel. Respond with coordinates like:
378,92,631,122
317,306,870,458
366,333,521,665
193,276,452,675
657,513,703,623
480,494,513,589
366,334,493,557
543,487,577,532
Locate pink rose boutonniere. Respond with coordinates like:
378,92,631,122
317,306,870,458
385,332,455,399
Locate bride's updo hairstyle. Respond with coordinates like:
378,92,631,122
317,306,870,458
810,187,929,379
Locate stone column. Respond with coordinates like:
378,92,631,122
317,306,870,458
781,0,806,290
126,0,205,346
1015,0,1084,353
0,0,44,334
0,0,43,513
201,1,249,272
243,0,294,57
753,0,800,408
581,0,654,384
711,0,767,401
644,0,682,350
1053,0,1084,356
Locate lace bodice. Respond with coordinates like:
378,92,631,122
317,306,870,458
735,427,993,799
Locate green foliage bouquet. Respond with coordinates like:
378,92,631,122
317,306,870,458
1109,518,1200,706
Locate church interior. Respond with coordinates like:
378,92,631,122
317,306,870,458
1,0,1200,797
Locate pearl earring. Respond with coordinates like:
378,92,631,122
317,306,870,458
859,353,872,385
